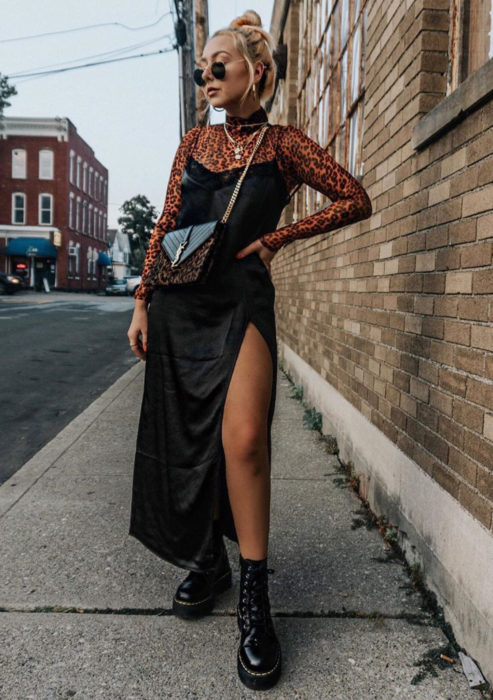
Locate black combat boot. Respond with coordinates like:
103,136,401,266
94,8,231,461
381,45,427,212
172,520,232,619
236,553,281,690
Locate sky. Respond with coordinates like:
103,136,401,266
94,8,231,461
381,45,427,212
1,1,274,229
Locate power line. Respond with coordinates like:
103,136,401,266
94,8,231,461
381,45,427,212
0,12,172,44
9,34,174,78
7,47,176,82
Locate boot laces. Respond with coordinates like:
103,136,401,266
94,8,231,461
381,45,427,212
239,569,272,634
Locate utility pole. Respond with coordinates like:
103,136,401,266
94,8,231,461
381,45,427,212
174,0,196,136
194,0,210,126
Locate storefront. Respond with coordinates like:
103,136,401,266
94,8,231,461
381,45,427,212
6,236,57,290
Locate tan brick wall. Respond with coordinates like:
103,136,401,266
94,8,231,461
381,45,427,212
269,0,493,532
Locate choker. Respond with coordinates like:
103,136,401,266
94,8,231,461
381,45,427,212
225,106,269,128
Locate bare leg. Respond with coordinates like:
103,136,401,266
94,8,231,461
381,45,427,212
222,322,273,560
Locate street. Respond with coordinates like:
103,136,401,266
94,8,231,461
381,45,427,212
0,292,138,484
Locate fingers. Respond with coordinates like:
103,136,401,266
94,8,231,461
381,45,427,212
133,343,147,361
127,325,148,361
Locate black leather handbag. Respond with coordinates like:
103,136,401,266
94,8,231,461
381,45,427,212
143,123,270,289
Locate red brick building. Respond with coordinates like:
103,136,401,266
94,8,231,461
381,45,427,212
0,116,110,291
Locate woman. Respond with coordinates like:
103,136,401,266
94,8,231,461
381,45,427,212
127,9,372,691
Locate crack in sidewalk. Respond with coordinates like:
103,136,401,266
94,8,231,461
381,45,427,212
0,605,435,624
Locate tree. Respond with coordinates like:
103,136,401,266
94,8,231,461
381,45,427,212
0,74,17,117
118,195,158,273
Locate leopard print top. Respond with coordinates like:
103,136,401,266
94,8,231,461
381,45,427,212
135,106,372,301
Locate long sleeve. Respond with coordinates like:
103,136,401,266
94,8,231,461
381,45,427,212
134,125,202,302
259,125,372,252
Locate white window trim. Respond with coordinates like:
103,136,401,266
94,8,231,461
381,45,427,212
76,196,81,232
76,156,82,188
39,149,54,180
69,150,75,184
12,192,26,224
12,149,27,179
69,192,75,229
38,193,53,226
82,200,87,233
82,161,88,192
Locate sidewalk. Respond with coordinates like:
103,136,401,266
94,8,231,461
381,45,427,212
0,361,476,698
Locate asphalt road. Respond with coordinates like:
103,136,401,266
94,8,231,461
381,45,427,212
0,293,140,484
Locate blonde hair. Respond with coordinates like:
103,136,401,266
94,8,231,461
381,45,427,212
211,10,276,105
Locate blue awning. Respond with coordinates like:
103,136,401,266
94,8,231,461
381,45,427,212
6,237,57,258
97,251,112,266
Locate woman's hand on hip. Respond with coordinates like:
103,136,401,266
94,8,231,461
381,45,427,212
127,301,148,361
235,239,277,278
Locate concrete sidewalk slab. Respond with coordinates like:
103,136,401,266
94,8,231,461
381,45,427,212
0,362,475,696
1,367,423,618
0,614,467,699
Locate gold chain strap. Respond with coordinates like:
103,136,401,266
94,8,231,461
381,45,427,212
220,124,270,224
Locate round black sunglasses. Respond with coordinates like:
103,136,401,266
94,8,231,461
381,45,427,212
193,58,246,87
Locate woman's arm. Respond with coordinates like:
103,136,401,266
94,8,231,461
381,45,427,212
259,124,372,252
134,124,202,302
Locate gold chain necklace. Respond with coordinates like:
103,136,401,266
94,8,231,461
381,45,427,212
223,122,267,160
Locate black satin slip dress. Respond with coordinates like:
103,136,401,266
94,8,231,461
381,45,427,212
129,128,289,572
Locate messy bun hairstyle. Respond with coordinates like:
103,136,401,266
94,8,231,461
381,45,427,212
211,10,276,105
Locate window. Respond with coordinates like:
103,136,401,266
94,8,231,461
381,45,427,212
39,149,54,179
88,203,93,235
99,211,103,239
449,0,493,90
12,193,26,224
69,150,75,183
82,200,87,233
82,162,88,192
76,196,81,231
39,194,53,225
94,173,99,200
76,156,82,188
89,167,93,196
69,193,75,228
87,246,97,276
103,213,107,240
68,241,80,275
94,207,98,237
295,0,367,216
12,149,27,179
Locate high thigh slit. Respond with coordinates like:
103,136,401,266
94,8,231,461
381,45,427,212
129,107,373,572
129,122,286,572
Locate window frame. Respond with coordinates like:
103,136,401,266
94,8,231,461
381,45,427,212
39,149,54,180
12,149,27,179
38,193,53,226
12,192,26,224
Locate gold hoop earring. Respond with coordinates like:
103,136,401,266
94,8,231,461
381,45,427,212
252,84,256,96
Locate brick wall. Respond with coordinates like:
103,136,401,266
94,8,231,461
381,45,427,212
268,0,493,534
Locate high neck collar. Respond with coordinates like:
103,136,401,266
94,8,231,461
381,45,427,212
225,106,268,127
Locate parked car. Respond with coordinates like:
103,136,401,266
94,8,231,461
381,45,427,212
125,276,142,296
105,279,128,296
0,273,24,295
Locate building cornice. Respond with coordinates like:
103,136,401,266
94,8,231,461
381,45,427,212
0,116,69,141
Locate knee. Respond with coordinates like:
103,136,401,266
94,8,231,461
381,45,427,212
223,422,268,470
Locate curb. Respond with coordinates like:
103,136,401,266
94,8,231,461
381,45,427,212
0,361,144,519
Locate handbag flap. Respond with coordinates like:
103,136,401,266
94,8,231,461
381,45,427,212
161,220,218,264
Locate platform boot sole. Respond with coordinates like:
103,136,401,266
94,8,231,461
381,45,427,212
172,568,232,619
237,648,282,691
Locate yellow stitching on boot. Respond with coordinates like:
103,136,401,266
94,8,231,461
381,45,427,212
174,570,231,606
238,650,281,677
173,594,211,606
